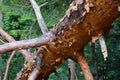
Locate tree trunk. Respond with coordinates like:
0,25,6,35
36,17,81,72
0,0,120,80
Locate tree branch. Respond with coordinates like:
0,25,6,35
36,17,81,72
28,68,40,80
0,28,31,61
0,32,53,53
29,21,37,39
39,2,48,8
29,0,48,34
3,51,16,80
76,52,94,80
0,39,5,44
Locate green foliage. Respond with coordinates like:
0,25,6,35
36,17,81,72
49,61,68,80
84,19,120,80
104,18,120,80
1,52,24,80
2,12,36,40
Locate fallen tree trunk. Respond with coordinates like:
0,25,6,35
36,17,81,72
0,0,120,80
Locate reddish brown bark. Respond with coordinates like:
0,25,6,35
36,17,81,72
75,52,94,80
0,0,120,80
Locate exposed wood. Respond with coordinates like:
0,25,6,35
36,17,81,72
118,6,120,11
68,59,78,80
99,35,108,61
0,0,120,80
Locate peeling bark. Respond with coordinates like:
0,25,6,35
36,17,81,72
0,0,120,80
99,35,108,61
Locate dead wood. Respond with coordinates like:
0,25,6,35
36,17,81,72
0,0,120,80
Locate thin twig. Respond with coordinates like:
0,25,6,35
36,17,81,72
0,39,5,44
3,51,16,80
29,21,37,39
0,33,51,53
39,2,48,8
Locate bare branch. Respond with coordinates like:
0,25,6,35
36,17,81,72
0,28,31,61
0,32,53,53
39,2,48,8
76,53,94,80
0,39,5,44
3,51,16,80
99,35,108,61
0,28,15,42
28,68,40,80
29,0,48,34
29,21,37,39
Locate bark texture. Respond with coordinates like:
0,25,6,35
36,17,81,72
0,0,120,80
